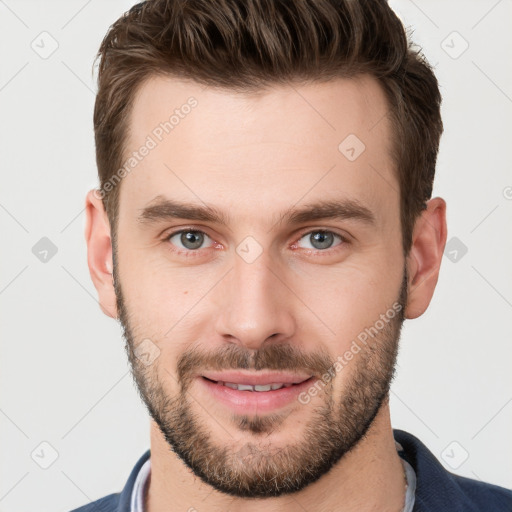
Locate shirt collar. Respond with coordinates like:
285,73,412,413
130,457,151,512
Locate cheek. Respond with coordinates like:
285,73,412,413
293,260,402,354
118,246,221,348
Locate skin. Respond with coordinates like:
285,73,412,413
85,75,447,511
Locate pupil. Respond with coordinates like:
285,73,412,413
311,231,333,250
182,231,203,249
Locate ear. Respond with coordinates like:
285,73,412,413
84,189,118,319
404,197,447,319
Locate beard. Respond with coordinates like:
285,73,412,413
113,255,408,498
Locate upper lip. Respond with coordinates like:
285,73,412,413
200,371,313,386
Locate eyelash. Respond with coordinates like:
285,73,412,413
162,228,350,257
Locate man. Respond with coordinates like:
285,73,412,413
75,0,512,511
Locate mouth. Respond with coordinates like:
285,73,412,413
201,376,312,392
198,374,317,414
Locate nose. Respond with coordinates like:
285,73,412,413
214,250,296,351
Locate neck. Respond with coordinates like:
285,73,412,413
146,400,406,512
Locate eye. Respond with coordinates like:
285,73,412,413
163,228,348,256
165,229,214,252
295,230,347,251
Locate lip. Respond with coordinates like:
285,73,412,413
198,375,317,415
200,371,312,386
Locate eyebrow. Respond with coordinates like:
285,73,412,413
137,195,376,228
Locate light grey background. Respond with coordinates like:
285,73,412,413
0,1,511,511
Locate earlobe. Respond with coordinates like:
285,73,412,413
84,189,118,319
404,197,447,319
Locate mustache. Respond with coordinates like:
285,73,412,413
176,342,334,390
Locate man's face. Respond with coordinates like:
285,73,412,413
113,75,407,497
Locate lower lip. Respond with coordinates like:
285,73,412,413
198,376,316,414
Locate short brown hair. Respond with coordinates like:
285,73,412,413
93,0,442,256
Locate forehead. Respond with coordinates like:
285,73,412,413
119,74,398,228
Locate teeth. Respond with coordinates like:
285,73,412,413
236,383,256,391
254,384,272,391
219,382,289,391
